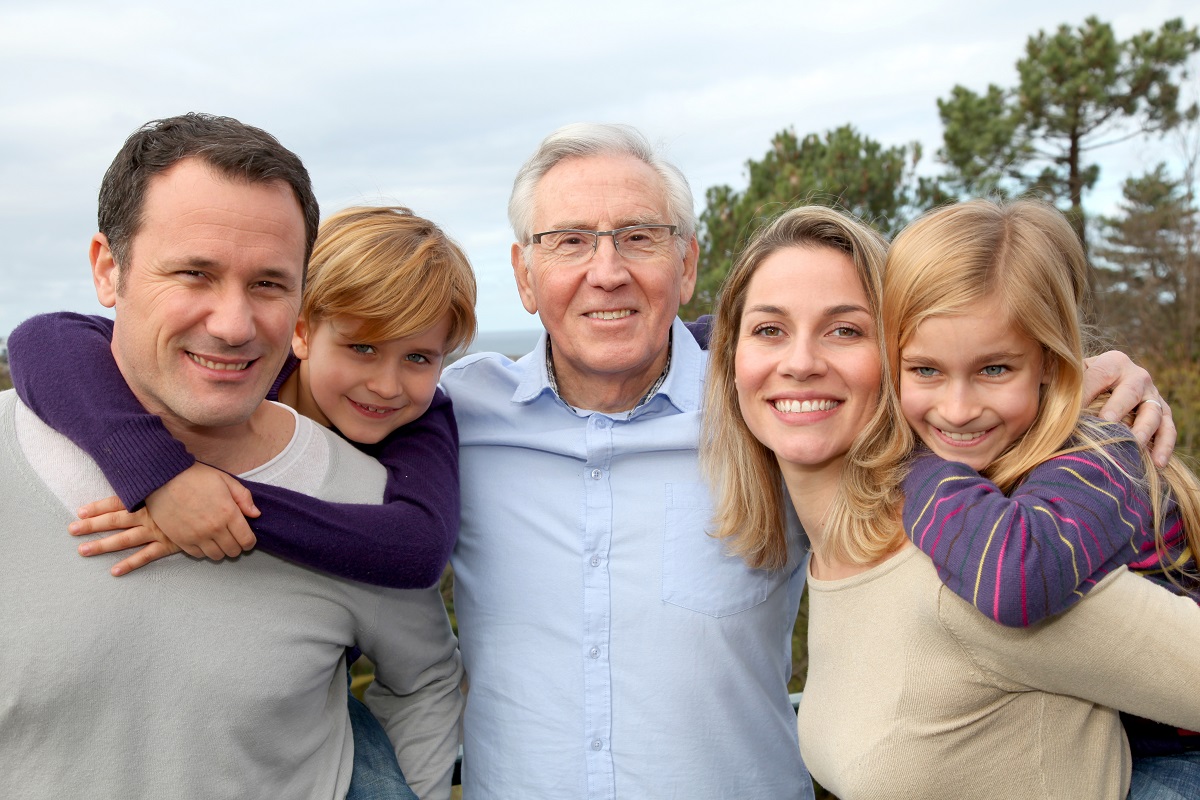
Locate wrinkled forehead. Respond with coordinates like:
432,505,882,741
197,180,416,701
532,154,670,230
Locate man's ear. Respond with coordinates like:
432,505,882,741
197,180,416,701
678,235,699,306
292,317,312,360
90,234,119,308
511,243,539,315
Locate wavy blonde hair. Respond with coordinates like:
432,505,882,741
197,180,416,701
302,206,477,352
704,206,909,569
882,198,1199,583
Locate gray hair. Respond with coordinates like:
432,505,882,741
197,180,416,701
507,123,697,251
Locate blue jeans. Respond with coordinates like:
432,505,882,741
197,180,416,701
346,688,417,800
1129,752,1200,800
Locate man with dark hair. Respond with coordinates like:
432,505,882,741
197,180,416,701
0,114,462,799
97,113,321,293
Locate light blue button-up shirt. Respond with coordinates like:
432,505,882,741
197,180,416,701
442,318,813,799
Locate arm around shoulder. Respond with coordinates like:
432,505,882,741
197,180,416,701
904,443,1154,627
8,312,193,507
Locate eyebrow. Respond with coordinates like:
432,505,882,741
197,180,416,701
544,216,664,232
744,303,870,317
902,350,1026,365
169,257,297,284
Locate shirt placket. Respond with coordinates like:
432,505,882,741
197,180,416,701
582,412,615,799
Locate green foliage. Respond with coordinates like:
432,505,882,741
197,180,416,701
937,16,1200,247
1095,163,1200,364
686,125,946,318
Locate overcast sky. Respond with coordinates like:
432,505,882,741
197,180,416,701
2,0,1195,341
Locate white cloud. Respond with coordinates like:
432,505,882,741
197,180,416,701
2,0,1196,337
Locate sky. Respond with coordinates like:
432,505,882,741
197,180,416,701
1,0,1196,342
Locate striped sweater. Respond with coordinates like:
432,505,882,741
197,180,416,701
902,430,1196,628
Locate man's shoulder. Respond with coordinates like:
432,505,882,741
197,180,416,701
441,349,534,401
256,412,385,505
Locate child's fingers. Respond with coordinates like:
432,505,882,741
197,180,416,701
110,542,176,577
230,519,257,552
69,510,138,536
78,527,157,556
196,537,235,561
223,475,260,519
76,495,127,520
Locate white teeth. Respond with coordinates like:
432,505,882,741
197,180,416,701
356,402,393,414
773,399,839,413
188,353,249,371
941,429,985,442
586,310,633,320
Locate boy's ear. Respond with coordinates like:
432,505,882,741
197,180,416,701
292,318,312,360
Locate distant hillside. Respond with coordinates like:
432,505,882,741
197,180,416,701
463,328,541,360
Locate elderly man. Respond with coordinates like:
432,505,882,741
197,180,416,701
0,114,462,799
442,124,809,798
440,123,1176,799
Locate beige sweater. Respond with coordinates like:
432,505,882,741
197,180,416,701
799,544,1200,800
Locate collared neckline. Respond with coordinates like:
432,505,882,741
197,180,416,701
510,318,704,417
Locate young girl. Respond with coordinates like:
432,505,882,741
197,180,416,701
8,205,477,798
884,198,1200,789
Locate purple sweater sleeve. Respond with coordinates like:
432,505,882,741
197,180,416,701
244,391,459,588
902,432,1175,627
8,312,458,589
9,312,194,507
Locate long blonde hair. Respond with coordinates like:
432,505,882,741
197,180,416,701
883,198,1200,582
704,206,909,569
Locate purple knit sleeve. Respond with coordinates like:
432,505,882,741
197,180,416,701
240,389,459,588
9,312,458,588
902,436,1159,627
8,312,195,508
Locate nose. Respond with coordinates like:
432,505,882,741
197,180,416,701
366,362,404,401
585,234,631,291
937,381,982,427
205,288,256,348
778,336,826,381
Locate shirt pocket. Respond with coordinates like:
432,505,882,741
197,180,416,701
661,481,781,617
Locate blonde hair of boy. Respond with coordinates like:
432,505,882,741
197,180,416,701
302,206,477,352
704,206,909,570
882,198,1199,583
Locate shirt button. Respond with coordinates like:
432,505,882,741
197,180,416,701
595,418,608,429
589,646,600,658
590,555,601,567
592,739,603,750
590,468,602,480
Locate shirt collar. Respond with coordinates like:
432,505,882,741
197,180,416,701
511,317,704,416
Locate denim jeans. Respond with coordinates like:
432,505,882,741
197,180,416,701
346,688,417,800
1129,752,1200,800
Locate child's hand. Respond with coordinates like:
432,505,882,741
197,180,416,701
143,463,260,560
68,463,260,576
70,497,183,576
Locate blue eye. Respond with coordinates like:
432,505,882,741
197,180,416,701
914,366,938,378
405,353,430,364
349,344,376,355
981,365,1008,377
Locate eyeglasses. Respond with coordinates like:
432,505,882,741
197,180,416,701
530,224,679,264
